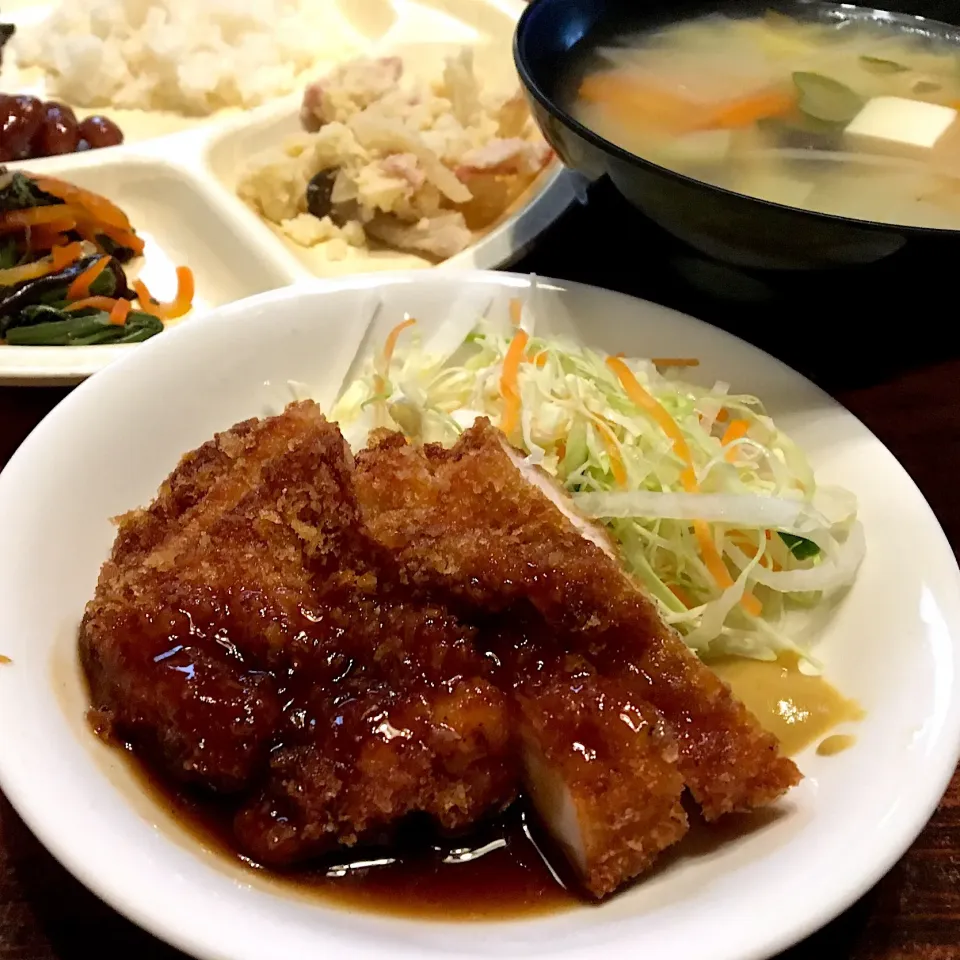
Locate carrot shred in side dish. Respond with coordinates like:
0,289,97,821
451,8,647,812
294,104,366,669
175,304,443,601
31,176,132,231
669,583,694,609
134,266,195,321
596,418,628,488
733,533,783,572
606,356,695,471
67,256,111,301
93,223,145,256
530,350,548,368
499,328,529,437
509,297,523,328
65,296,120,313
109,299,132,326
26,222,78,251
0,204,86,231
374,317,417,394
50,242,85,271
0,257,63,287
721,419,750,462
606,355,762,616
383,317,417,369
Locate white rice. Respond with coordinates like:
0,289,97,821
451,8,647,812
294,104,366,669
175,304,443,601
13,0,364,115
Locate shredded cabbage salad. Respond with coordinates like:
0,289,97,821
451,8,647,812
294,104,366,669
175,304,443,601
329,292,864,664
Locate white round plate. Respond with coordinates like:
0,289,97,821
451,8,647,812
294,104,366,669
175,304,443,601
0,272,957,960
0,0,578,385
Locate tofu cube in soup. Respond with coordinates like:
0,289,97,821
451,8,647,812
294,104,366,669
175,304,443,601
845,97,958,159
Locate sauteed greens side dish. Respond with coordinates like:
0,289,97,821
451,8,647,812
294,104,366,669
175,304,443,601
0,170,194,345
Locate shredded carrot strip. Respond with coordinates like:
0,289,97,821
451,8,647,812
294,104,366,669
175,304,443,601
732,534,782,572
0,204,85,232
74,221,145,256
166,266,195,319
721,418,750,463
606,355,761,615
499,329,529,438
372,316,416,394
509,298,523,328
651,357,700,368
26,222,77,251
383,317,416,369
50,242,84,271
720,419,749,447
67,256,111,301
134,267,195,321
31,176,131,230
693,520,762,614
0,261,52,287
109,299,132,326
606,356,695,482
595,419,627,488
133,280,156,314
669,583,694,609
103,226,145,256
679,466,697,491
66,296,118,313
716,408,729,423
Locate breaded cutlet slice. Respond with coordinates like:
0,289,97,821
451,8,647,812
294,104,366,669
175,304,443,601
80,402,338,790
235,667,515,865
506,641,688,898
82,404,516,857
353,420,801,823
108,402,328,569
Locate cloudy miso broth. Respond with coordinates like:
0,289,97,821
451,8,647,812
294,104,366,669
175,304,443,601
571,7,960,228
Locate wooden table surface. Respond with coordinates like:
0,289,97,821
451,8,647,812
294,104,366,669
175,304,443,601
1,181,959,960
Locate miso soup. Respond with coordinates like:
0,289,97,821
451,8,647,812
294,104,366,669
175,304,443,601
572,8,960,229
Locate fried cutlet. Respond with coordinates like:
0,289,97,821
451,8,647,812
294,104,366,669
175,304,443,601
80,402,516,860
487,611,689,898
517,673,688,898
353,421,801,825
81,403,333,791
82,402,800,900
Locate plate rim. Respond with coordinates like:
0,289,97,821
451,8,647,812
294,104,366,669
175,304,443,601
0,270,958,960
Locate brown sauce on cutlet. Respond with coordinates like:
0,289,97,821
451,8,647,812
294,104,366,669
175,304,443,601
108,655,858,919
123,746,577,919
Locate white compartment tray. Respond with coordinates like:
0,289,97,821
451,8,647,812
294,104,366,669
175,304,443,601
0,0,578,384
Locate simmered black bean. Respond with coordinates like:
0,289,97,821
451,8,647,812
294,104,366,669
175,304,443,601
0,95,44,162
34,102,80,156
305,169,339,220
77,115,124,149
0,95,124,160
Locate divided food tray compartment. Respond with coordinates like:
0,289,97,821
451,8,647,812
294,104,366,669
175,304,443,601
0,0,577,384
